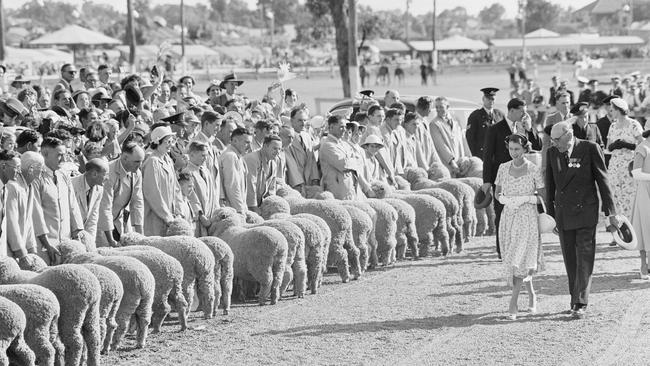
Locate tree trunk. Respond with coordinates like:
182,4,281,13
328,0,350,98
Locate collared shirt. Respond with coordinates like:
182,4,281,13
244,149,282,208
32,166,84,245
71,174,103,243
218,145,249,213
97,159,144,236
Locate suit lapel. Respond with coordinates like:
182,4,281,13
560,140,586,189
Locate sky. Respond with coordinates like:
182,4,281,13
7,0,597,18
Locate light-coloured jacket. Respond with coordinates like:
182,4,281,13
319,134,362,200
218,145,249,213
142,152,183,236
284,130,320,187
183,162,219,237
71,175,103,248
244,149,282,208
430,115,467,169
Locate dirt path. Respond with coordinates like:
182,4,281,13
105,230,650,365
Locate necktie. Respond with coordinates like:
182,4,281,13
52,171,58,186
86,187,92,207
199,167,207,183
562,151,570,166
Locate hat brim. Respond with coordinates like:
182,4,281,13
361,142,384,149
219,80,244,88
473,189,492,209
538,213,557,234
612,216,638,250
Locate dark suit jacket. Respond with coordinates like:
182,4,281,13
596,116,613,147
465,107,505,157
545,139,616,230
572,122,603,148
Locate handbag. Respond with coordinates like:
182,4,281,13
536,195,556,234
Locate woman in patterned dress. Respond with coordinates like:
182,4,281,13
607,98,643,220
495,134,546,320
631,128,650,279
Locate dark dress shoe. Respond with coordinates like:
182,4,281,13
573,307,587,319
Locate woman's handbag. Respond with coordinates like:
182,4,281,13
536,195,556,234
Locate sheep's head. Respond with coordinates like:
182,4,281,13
260,196,291,219
166,218,194,237
394,175,411,191
120,232,146,247
18,254,48,272
370,180,393,199
245,210,265,224
0,257,20,283
276,183,302,198
427,162,451,182
59,240,88,263
208,207,243,236
404,167,429,185
315,191,335,200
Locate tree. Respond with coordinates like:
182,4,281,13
525,0,561,32
478,3,505,25
210,0,227,20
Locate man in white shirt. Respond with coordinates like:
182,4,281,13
218,127,251,214
71,158,108,251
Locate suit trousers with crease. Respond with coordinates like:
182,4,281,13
493,194,504,257
557,225,597,307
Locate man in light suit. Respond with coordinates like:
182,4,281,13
285,107,320,190
429,96,467,175
320,115,363,200
33,137,84,264
0,151,33,259
546,121,618,319
218,127,251,214
97,141,145,247
72,158,108,251
184,141,219,236
244,135,284,213
14,152,48,259
542,92,573,171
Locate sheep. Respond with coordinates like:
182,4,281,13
58,240,154,351
371,181,450,257
456,156,483,178
340,200,378,271
97,246,188,331
79,264,124,354
0,284,62,366
407,166,477,243
394,175,411,190
409,188,463,252
197,237,234,316
276,190,356,283
0,257,102,366
457,176,496,236
364,199,399,266
245,210,265,224
382,198,419,260
0,295,35,366
208,208,288,305
122,230,216,320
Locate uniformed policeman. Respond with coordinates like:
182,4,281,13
465,87,505,157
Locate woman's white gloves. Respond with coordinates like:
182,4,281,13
632,169,650,181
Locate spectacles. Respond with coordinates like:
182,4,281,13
66,70,77,74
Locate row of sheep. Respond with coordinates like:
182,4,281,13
0,158,494,366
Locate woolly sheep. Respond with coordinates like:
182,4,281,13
208,208,287,305
456,156,483,178
364,199,399,266
0,257,102,366
426,162,452,182
245,210,265,224
277,193,356,283
457,176,496,236
0,284,62,366
197,237,234,315
430,179,477,243
340,200,378,270
123,231,216,319
371,181,450,257
409,188,463,252
382,198,419,260
97,246,188,331
394,175,411,190
0,295,35,366
59,240,154,351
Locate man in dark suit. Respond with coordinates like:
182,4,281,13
466,87,505,157
596,96,618,167
482,98,541,258
546,121,618,319
569,102,603,149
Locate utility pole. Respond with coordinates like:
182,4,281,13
405,0,411,43
519,0,527,61
180,0,186,74
348,0,360,96
127,0,136,72
431,0,437,85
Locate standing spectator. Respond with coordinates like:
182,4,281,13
597,96,617,167
413,97,443,171
569,102,603,148
205,81,223,112
84,72,100,91
15,152,46,258
631,128,650,279
429,97,467,175
71,158,108,250
219,127,251,214
191,111,222,183
607,99,643,219
215,73,245,107
177,173,198,229
610,75,624,97
1,151,31,259
549,75,560,106
33,137,84,264
213,114,238,152
380,108,407,176
285,107,320,190
466,88,505,158
251,120,274,152
320,115,363,200
244,135,283,212
97,141,145,247
183,142,218,236
97,64,113,93
16,130,42,154
50,63,77,106
384,90,400,107
142,126,183,236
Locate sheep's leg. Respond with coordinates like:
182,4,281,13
306,246,323,295
81,303,101,366
395,231,408,260
181,274,197,317
475,208,487,236
257,268,273,306
102,300,119,354
0,340,9,366
49,315,64,366
280,262,294,297
8,334,35,366
453,217,463,250
196,272,216,319
220,263,233,315
418,230,435,257
26,324,55,366
269,258,285,305
356,233,369,271
111,295,140,350
59,307,86,366
134,301,152,349
434,221,451,256
150,294,172,333
345,240,361,280
407,224,420,259
213,262,222,317
291,259,307,298
171,287,188,331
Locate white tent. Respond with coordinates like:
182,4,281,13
525,28,560,38
409,35,488,52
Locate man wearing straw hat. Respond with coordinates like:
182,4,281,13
215,73,245,107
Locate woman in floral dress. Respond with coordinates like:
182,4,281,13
495,134,546,320
607,99,643,219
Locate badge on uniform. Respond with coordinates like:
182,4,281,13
568,158,581,168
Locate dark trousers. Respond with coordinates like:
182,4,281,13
558,225,597,308
493,197,504,257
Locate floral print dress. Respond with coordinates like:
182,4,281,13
607,119,643,218
496,160,545,286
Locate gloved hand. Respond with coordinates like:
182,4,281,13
632,168,650,181
608,140,623,151
619,141,637,150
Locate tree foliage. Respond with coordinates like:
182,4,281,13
479,3,505,25
525,0,562,32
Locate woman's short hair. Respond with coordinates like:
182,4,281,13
505,133,531,153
